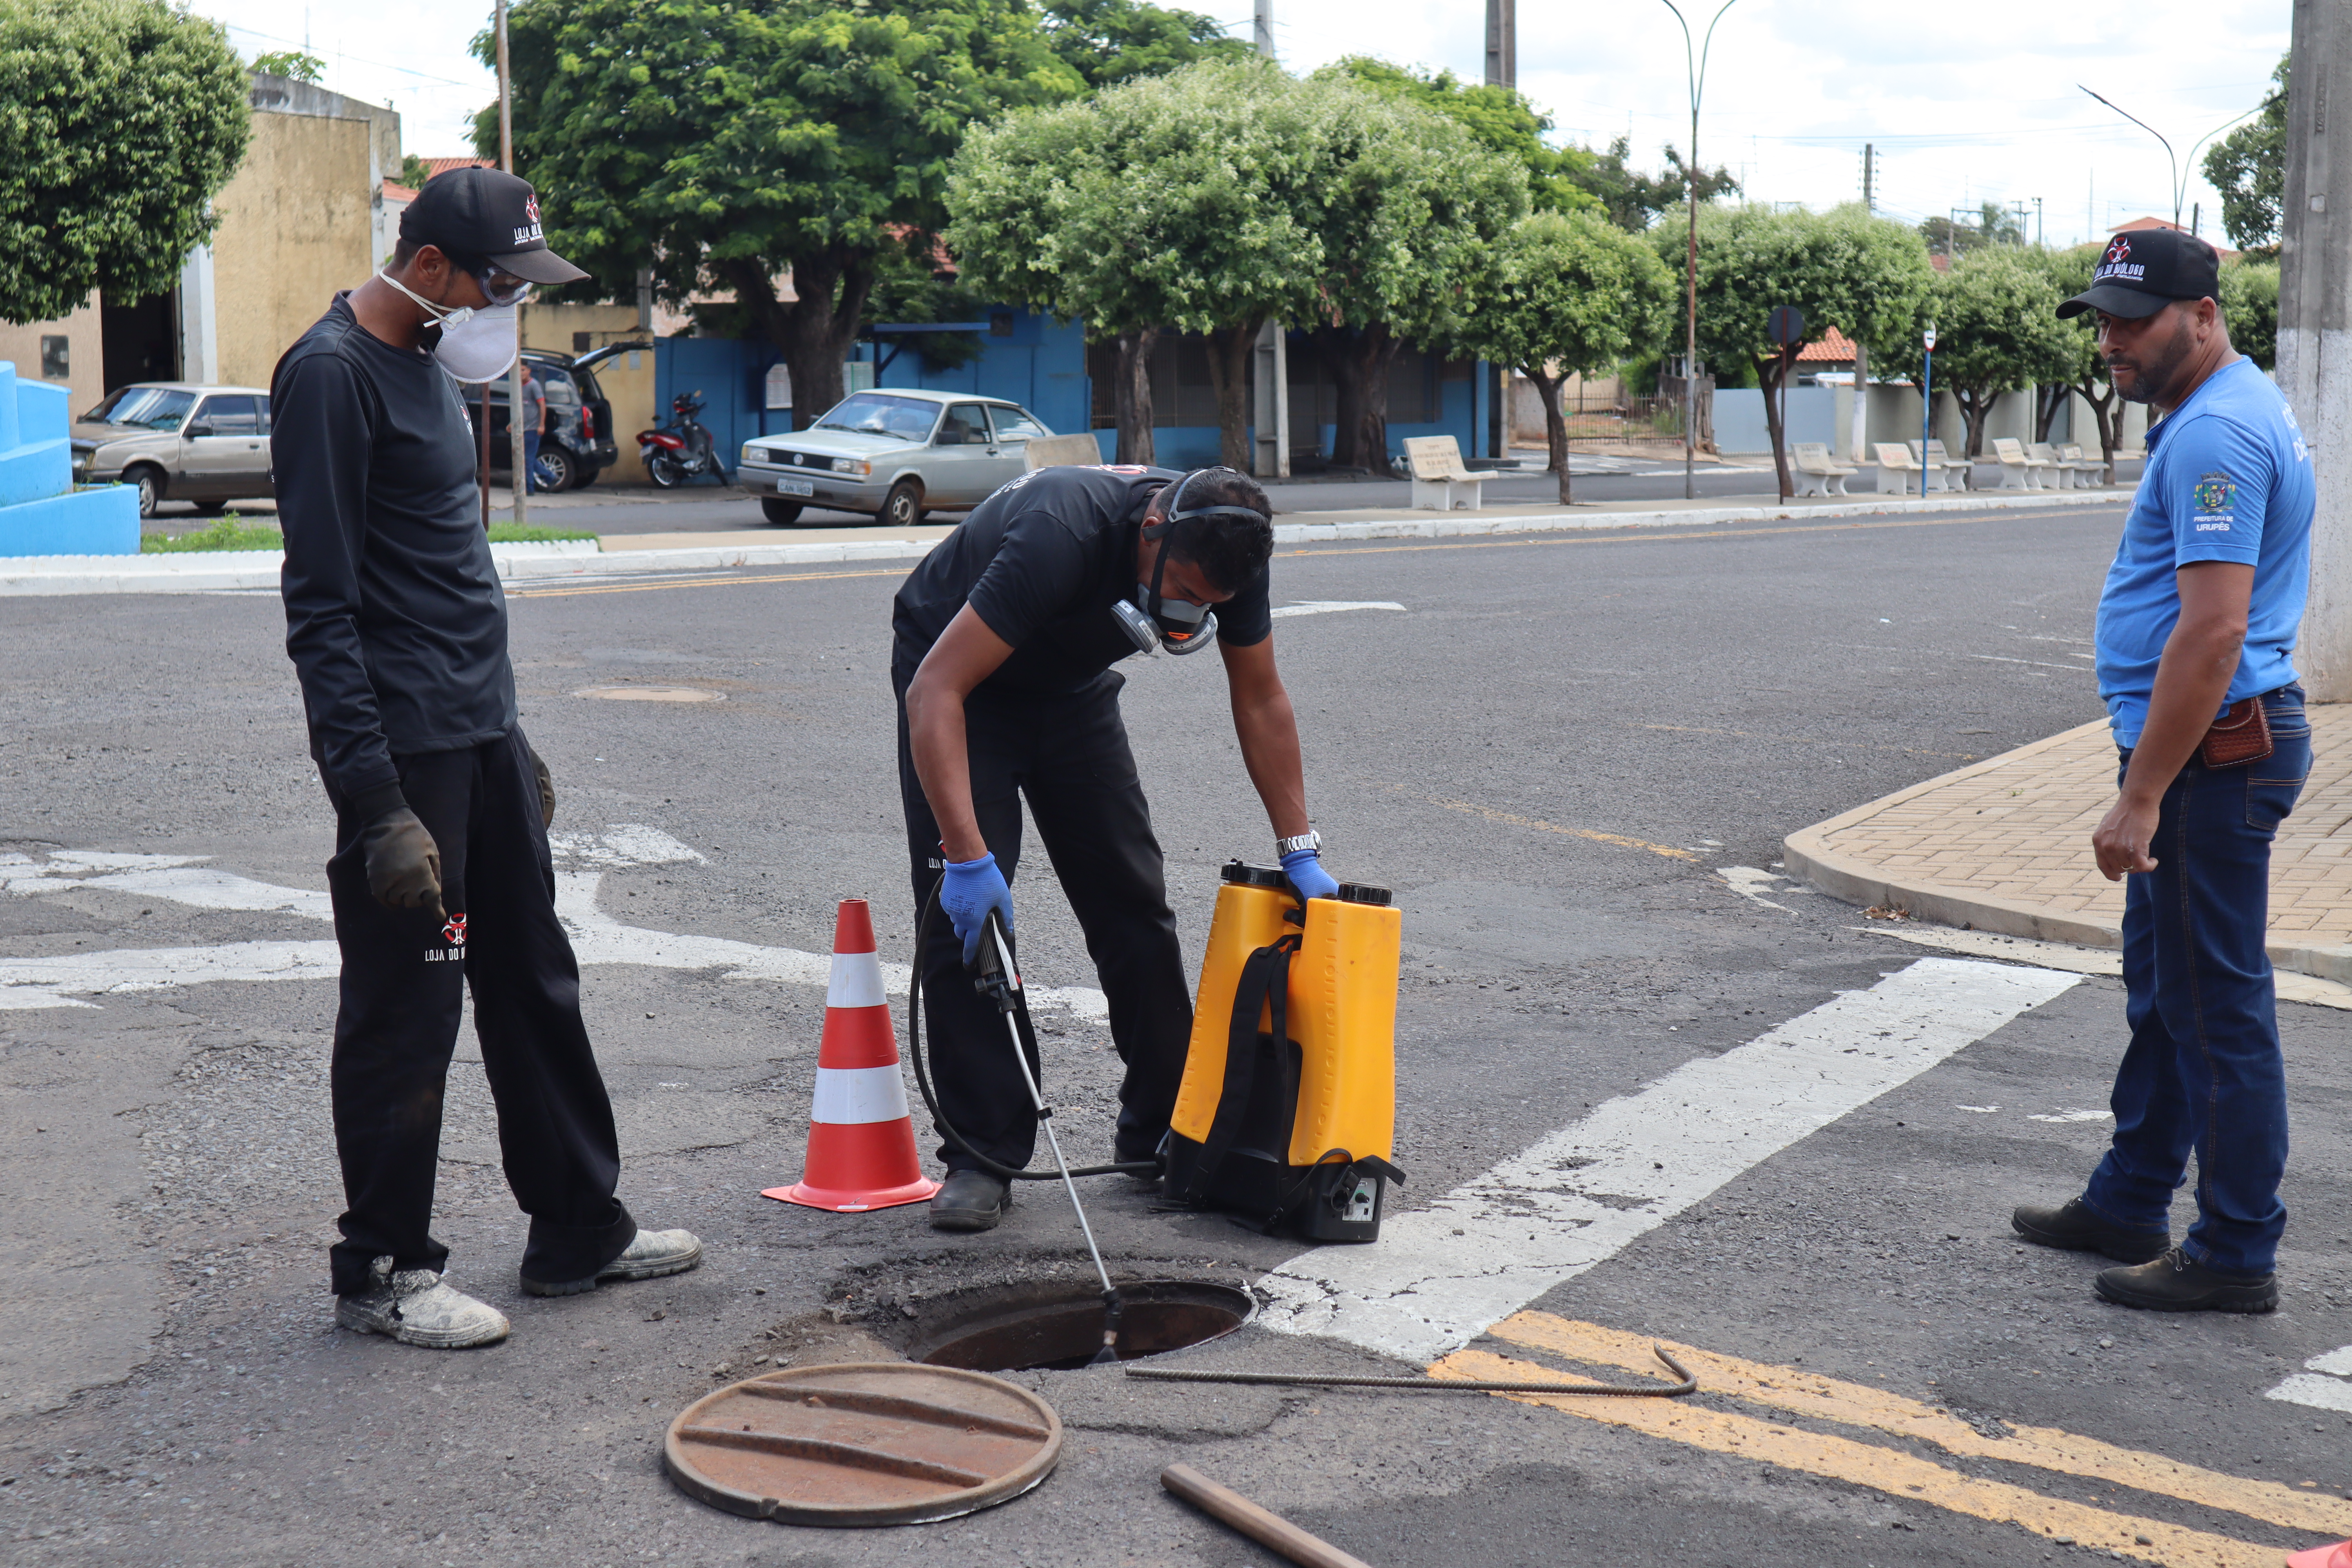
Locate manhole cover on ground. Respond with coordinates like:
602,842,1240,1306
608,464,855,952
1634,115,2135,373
909,1279,1254,1372
574,685,724,702
665,1362,1062,1526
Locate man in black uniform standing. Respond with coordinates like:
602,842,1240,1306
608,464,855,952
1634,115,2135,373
274,168,700,1348
893,462,1338,1230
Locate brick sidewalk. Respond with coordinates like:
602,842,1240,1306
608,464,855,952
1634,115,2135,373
1785,707,2352,983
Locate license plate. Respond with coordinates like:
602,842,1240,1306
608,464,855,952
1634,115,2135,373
777,477,814,497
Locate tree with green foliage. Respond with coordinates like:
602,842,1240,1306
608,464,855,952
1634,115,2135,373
1662,203,1933,494
398,154,432,192
483,0,1085,428
1465,210,1674,503
250,47,323,80
948,57,1340,470
2017,244,2125,479
1919,200,2027,259
2220,256,2279,370
1325,57,1592,216
1040,0,1243,86
0,0,249,326
2203,54,2286,254
1298,74,1528,470
1878,248,2074,459
1571,137,1738,232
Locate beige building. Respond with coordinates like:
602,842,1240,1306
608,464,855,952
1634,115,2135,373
1,71,399,408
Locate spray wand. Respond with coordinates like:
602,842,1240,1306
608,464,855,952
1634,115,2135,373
970,911,1125,1368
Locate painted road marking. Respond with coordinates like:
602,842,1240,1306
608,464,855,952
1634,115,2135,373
2267,1346,2352,1412
1432,1343,2314,1568
1390,788,1698,862
1857,923,2352,1011
0,841,1110,1021
1269,600,1407,619
1258,957,2082,1361
1486,1312,2352,1538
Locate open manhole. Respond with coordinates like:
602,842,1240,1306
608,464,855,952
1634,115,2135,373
906,1279,1254,1372
573,684,724,702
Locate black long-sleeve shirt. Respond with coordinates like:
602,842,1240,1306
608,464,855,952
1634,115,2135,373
272,294,515,810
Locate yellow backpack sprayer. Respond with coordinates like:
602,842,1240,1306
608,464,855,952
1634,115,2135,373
1161,862,1405,1241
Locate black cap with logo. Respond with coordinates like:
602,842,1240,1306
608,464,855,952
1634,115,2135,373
398,166,589,286
2055,227,2221,321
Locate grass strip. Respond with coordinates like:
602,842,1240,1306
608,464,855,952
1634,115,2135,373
139,519,599,553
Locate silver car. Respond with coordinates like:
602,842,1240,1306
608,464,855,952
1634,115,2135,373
737,389,1058,527
72,383,274,518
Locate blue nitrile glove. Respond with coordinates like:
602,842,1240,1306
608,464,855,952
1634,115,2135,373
1281,848,1340,902
941,851,1015,965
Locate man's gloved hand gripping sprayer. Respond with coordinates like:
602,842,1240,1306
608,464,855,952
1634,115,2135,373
906,883,1149,1367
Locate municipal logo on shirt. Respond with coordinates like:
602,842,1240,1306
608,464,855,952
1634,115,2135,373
2194,472,2237,514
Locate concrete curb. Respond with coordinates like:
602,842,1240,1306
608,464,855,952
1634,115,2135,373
0,486,2125,595
1782,719,2352,984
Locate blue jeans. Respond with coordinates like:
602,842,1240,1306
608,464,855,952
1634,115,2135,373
522,429,554,493
2081,684,2308,1275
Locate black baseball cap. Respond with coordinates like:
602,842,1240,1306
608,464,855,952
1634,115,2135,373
398,166,588,286
2056,227,2220,320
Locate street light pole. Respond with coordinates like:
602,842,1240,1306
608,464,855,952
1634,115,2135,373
1655,0,1742,501
2078,86,2263,229
1921,325,1937,483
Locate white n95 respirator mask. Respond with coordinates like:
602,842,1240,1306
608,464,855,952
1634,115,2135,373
375,269,521,383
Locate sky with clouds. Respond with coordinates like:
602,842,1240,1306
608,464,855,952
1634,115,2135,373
193,0,2290,249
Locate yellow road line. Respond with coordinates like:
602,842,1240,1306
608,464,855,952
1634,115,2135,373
1395,791,1698,862
1432,1347,2299,1568
1633,721,1982,764
506,566,908,599
1279,508,2096,561
1489,1312,2352,1538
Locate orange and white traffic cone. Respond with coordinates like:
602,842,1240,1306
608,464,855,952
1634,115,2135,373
764,898,941,1212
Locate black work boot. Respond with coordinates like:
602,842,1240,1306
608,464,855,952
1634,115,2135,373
929,1170,1011,1232
2011,1198,2171,1264
2095,1248,2279,1313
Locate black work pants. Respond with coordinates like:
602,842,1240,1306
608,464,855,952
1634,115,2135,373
895,668,1193,1172
320,726,633,1294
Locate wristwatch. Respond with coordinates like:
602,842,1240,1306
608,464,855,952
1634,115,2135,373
1276,831,1321,858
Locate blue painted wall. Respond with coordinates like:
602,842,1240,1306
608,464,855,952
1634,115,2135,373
851,310,1090,441
657,312,1489,475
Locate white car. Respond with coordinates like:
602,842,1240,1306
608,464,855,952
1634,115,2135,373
737,390,1057,527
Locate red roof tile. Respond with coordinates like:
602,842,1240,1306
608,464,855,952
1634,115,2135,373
1797,326,1857,363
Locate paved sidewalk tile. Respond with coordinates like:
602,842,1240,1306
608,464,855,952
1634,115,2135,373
1785,707,2352,981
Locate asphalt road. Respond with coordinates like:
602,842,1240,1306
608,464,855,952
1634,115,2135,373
2,497,2347,1566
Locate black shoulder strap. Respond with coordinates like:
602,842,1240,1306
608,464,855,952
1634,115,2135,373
1176,936,1296,1207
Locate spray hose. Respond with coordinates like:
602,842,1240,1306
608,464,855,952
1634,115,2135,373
903,877,1159,1183
1124,1345,1697,1397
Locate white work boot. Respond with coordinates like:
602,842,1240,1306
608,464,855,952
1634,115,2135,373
335,1256,511,1348
520,1227,702,1298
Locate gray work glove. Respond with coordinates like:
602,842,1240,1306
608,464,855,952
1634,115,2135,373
361,807,446,922
530,748,556,828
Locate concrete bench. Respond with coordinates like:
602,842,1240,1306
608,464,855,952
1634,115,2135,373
1404,436,1484,510
1987,438,2053,490
1910,439,1971,492
1789,442,1858,496
1022,433,1105,470
2028,440,2102,490
1872,443,1922,495
2058,444,2109,487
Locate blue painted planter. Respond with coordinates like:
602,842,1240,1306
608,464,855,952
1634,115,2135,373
0,361,138,556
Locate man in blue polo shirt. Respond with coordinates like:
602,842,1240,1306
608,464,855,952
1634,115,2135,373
2012,227,2313,1313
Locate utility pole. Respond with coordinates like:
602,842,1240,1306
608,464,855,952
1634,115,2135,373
496,0,527,526
1483,0,1514,463
2281,0,2352,701
1249,0,1288,477
1850,143,1873,465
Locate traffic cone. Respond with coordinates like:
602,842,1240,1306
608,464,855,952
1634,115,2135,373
2289,1544,2352,1568
764,898,941,1212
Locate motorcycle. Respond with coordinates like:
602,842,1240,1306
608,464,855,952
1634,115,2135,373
638,390,721,487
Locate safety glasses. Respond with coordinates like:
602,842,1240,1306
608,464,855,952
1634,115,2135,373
468,263,534,308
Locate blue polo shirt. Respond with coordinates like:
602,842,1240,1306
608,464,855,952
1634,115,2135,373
2094,357,2313,747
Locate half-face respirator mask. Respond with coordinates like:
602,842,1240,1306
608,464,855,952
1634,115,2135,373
1111,470,1266,657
